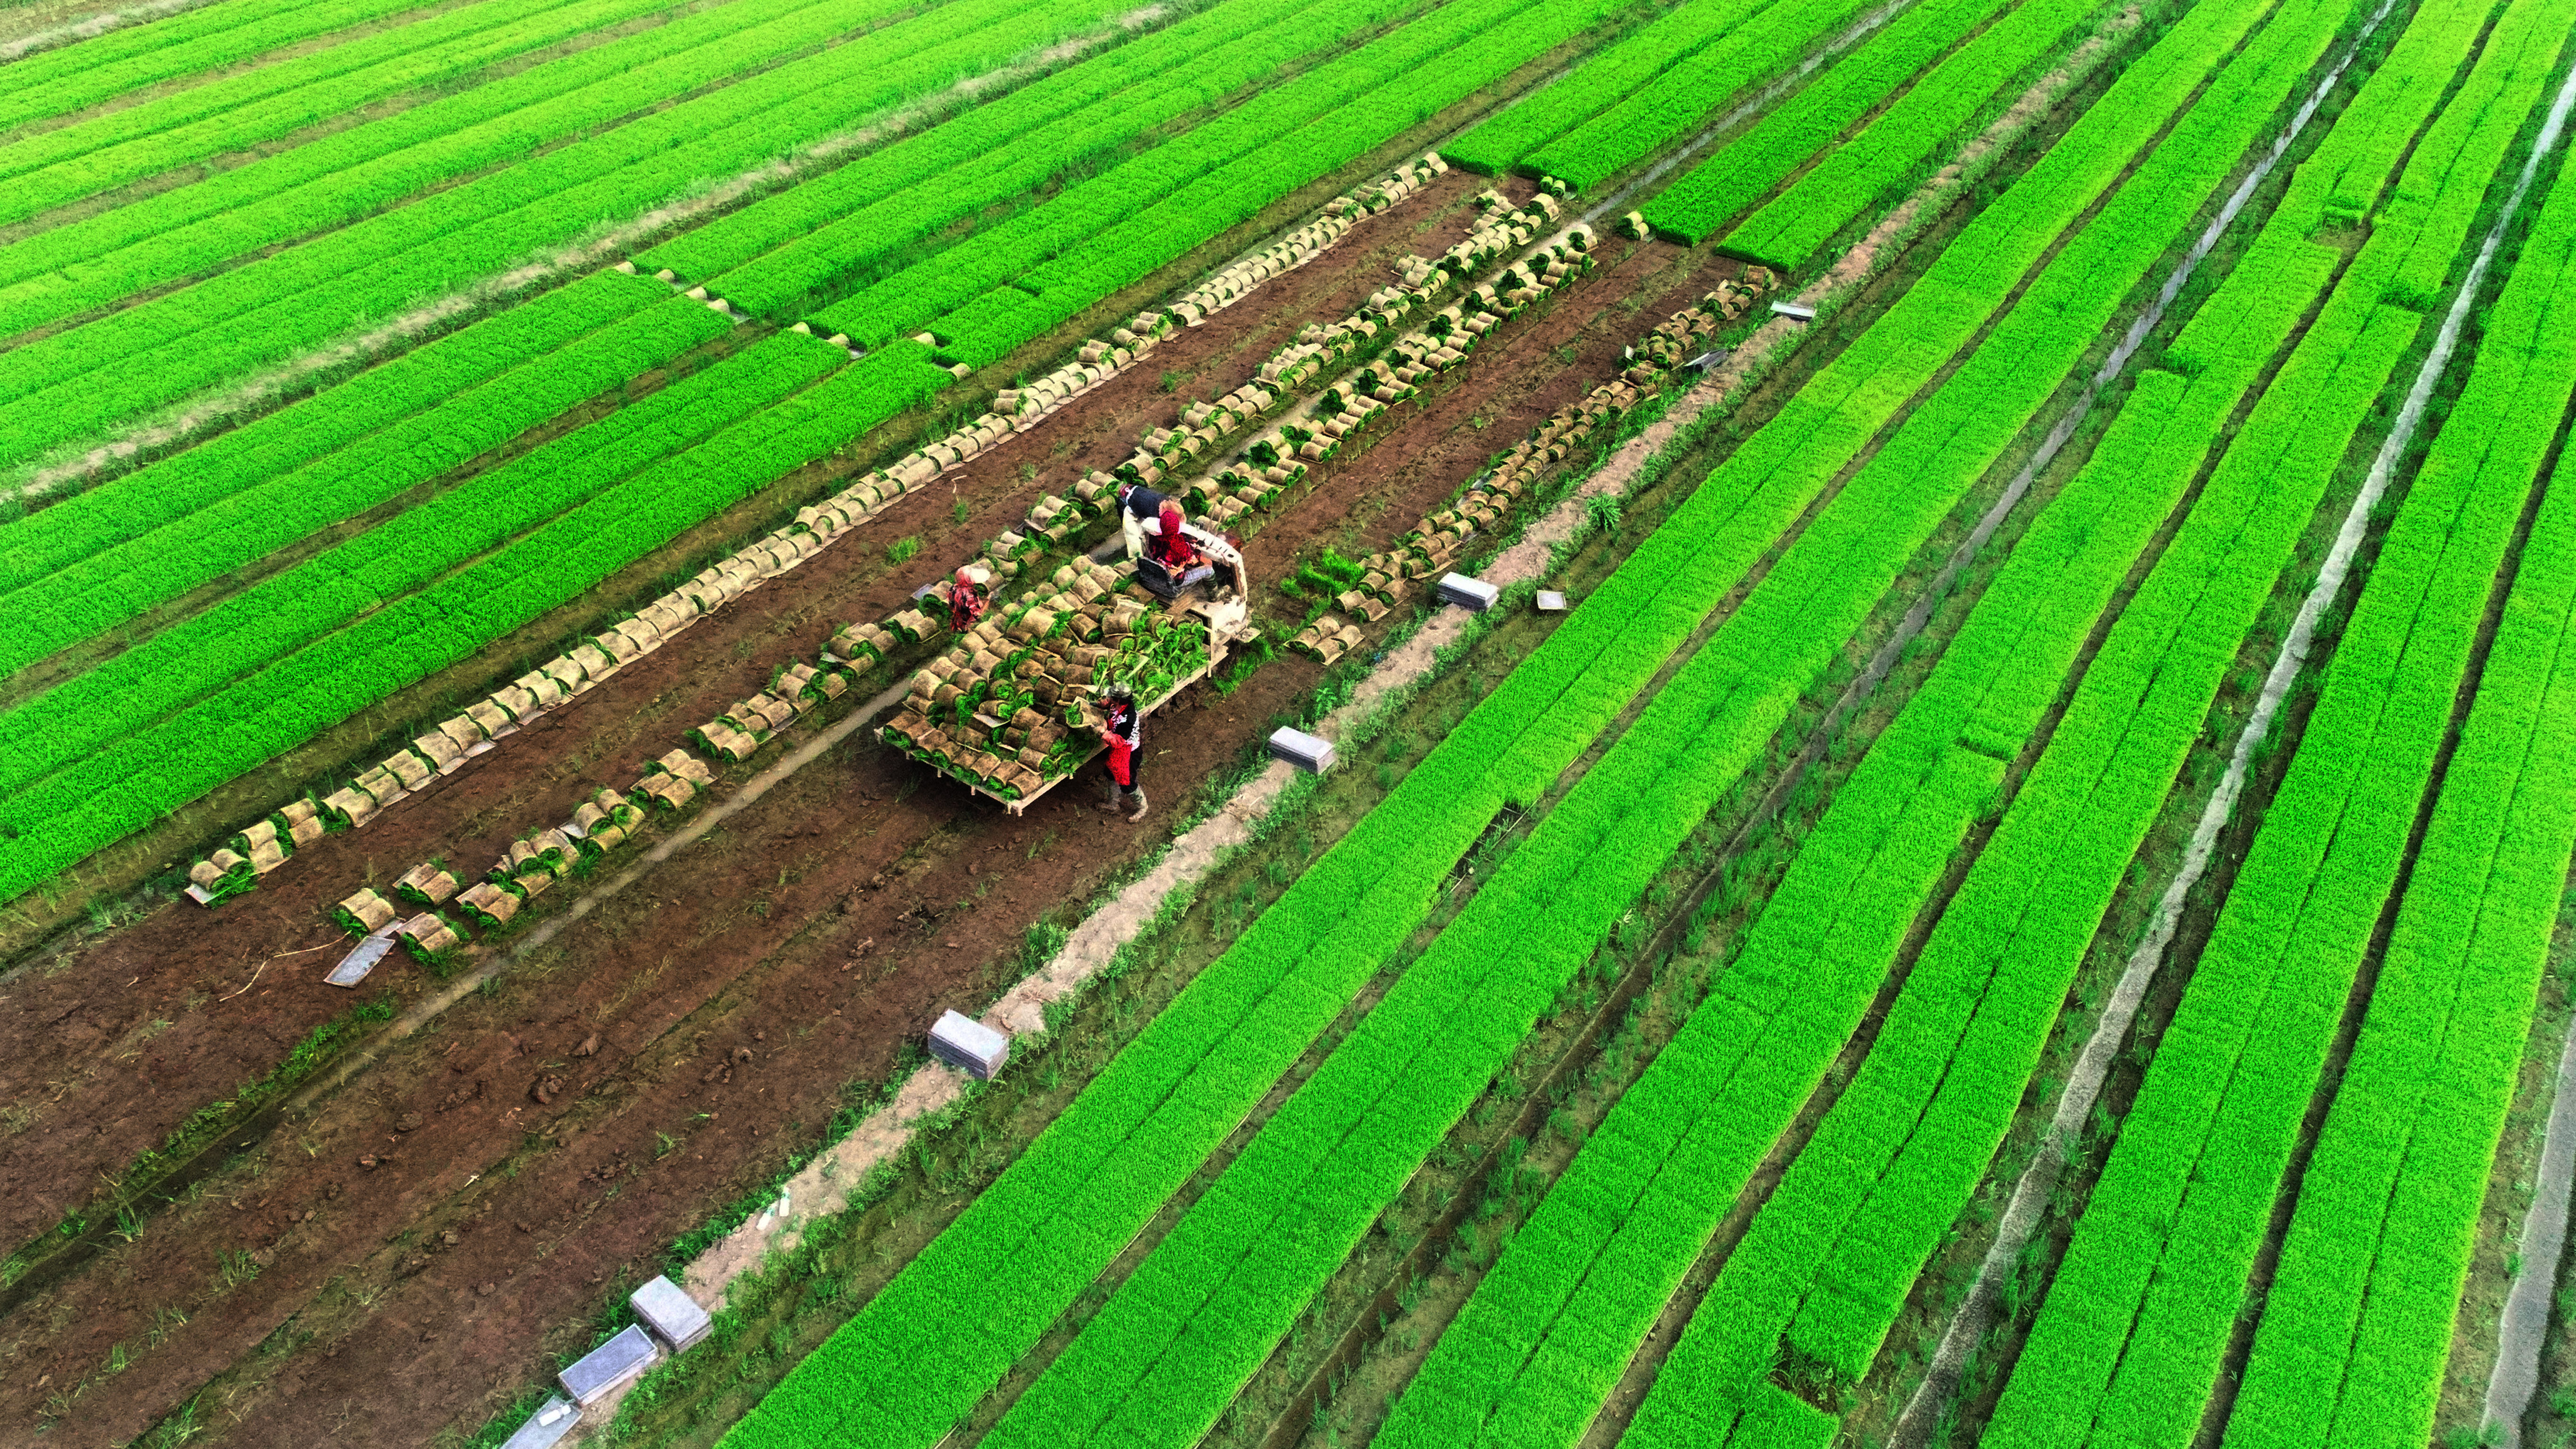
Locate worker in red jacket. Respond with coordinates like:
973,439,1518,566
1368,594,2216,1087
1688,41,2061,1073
1117,479,1169,560
1148,501,1216,589
948,564,990,635
1096,686,1147,822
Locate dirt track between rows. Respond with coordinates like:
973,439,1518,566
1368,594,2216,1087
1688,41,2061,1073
0,164,1734,1443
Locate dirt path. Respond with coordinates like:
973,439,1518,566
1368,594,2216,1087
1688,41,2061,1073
0,194,1725,1447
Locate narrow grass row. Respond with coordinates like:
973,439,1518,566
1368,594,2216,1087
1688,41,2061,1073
0,325,844,798
0,340,953,902
0,0,684,225
0,0,1105,471
0,274,728,676
2220,17,2576,1443
717,2,2313,1442
2222,252,2576,1449
1983,30,2576,1447
1652,0,2102,251
1370,0,2386,1441
1639,0,2015,243
1524,0,1879,188
928,0,1642,366
0,0,842,299
1441,0,1773,175
1391,232,2335,1449
1626,3,2527,1439
0,268,669,595
809,0,1627,350
0,0,436,132
684,0,1426,315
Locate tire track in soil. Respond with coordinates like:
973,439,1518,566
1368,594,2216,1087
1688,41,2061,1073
0,192,1731,1447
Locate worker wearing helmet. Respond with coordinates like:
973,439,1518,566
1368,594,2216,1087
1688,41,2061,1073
948,564,991,635
1096,685,1147,822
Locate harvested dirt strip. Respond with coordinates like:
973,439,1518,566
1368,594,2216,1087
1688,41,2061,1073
547,425,1618,1443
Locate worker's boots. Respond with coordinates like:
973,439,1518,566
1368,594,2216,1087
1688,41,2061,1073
1127,790,1149,823
1095,780,1124,814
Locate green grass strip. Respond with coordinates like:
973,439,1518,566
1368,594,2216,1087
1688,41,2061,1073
0,271,724,675
1639,0,2023,244
1384,228,2337,1449
712,1,2300,1443
1523,0,1879,188
1442,0,1781,175
2222,248,2576,1449
0,340,954,902
1982,35,2576,1449
682,0,1428,313
810,0,1632,350
0,0,1102,470
0,269,666,596
0,0,684,225
0,324,839,801
932,0,1654,365
1615,16,2535,1449
1654,0,2098,250
0,0,442,132
0,0,841,298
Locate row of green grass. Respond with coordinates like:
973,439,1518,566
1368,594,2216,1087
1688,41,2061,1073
807,0,1631,350
0,0,437,133
1373,0,2395,1439
1441,0,1778,175
0,0,1106,470
682,0,1431,314
0,270,716,676
2223,236,2576,1447
1626,4,2539,1440
0,0,680,225
1983,17,2576,1443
